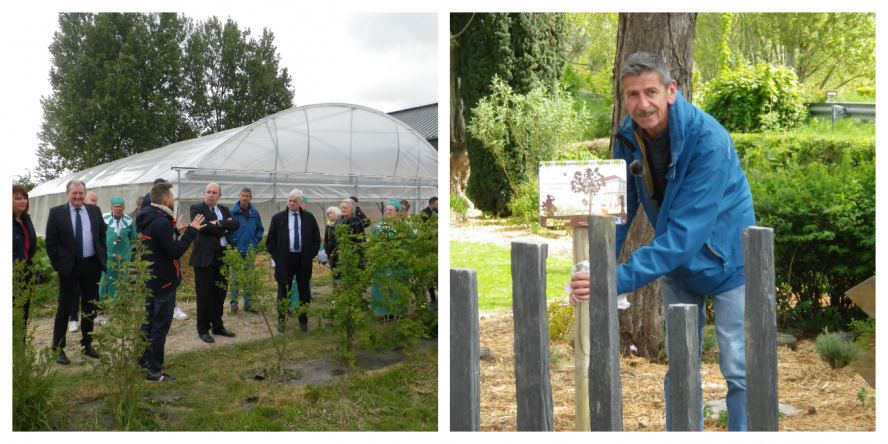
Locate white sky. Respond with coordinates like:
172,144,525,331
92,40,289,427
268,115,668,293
1,10,437,180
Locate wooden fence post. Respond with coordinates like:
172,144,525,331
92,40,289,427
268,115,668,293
572,227,591,431
450,268,480,431
511,241,554,431
667,303,702,431
586,215,623,431
743,226,779,431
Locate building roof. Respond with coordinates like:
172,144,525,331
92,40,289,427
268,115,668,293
389,103,438,142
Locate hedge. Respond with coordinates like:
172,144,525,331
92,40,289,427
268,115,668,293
738,132,874,335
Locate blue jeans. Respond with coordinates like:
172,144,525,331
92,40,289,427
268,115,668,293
661,276,747,431
140,288,176,374
229,257,252,308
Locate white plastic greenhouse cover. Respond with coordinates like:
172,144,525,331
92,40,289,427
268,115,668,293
28,103,438,236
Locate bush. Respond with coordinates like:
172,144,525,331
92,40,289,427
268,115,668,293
855,86,875,99
546,301,573,341
701,325,719,364
701,62,806,132
814,329,863,369
450,193,469,221
507,176,540,226
13,260,63,431
744,133,874,335
848,318,875,349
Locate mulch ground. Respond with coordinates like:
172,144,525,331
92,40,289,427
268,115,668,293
478,309,876,432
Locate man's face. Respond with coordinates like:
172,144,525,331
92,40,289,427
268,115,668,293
288,195,302,212
85,192,99,206
239,191,252,209
430,200,438,210
67,183,86,208
111,203,125,219
622,71,677,138
204,183,221,207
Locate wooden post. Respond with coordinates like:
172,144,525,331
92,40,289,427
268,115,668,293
572,227,591,431
450,268,480,431
743,227,779,431
586,215,622,431
511,241,554,431
667,304,702,431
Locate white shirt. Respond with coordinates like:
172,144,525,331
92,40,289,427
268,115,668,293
288,209,302,253
211,206,228,247
69,202,95,258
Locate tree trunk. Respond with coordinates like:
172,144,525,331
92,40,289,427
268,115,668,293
610,13,697,361
450,38,469,195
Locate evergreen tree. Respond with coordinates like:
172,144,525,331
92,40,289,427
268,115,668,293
451,13,567,214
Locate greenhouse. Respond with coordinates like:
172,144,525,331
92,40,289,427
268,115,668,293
27,103,439,236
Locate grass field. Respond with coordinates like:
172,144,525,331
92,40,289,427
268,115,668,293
450,241,573,312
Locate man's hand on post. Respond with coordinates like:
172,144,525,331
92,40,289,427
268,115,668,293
569,272,590,307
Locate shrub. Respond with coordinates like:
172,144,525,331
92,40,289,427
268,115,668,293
701,62,806,132
814,329,863,369
13,260,63,431
744,133,874,335
450,193,469,221
855,86,875,99
848,318,875,349
86,241,153,430
507,176,540,226
701,325,719,364
546,300,573,341
732,133,874,170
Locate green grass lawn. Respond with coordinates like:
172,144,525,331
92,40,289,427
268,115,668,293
52,327,437,431
451,241,574,312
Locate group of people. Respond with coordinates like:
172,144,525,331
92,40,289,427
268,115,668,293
12,178,438,383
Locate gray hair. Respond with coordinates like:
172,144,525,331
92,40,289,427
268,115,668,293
340,198,355,214
619,52,672,90
326,206,342,219
287,188,304,200
66,179,87,193
240,187,252,196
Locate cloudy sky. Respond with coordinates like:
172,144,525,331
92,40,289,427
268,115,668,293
2,10,438,180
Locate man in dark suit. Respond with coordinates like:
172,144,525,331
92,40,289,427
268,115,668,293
266,189,321,333
189,183,239,343
45,180,107,365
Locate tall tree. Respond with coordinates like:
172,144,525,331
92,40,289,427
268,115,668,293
37,13,194,182
610,13,697,360
183,16,294,136
451,13,568,215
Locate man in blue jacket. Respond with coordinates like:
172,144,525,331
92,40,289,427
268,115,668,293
230,187,264,314
136,182,206,381
570,52,756,431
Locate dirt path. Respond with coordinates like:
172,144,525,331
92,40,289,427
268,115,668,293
28,284,335,372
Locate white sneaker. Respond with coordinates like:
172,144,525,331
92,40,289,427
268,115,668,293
173,306,188,320
68,320,79,332
95,315,107,326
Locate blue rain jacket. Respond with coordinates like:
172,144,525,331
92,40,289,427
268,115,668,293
613,90,756,296
231,202,265,256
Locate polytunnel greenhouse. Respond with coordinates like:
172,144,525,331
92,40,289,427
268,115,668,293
27,103,439,236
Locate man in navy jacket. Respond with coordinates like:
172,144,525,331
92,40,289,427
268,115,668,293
570,53,755,431
229,187,264,313
136,182,205,381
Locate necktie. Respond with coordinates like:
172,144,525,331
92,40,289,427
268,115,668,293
75,207,83,259
293,212,300,252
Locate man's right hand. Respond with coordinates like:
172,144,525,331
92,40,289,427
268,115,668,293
568,272,590,307
190,214,207,230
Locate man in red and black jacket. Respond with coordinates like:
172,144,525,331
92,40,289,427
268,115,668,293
135,182,206,382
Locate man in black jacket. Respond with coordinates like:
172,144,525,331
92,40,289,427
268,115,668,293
267,189,321,332
136,182,206,381
45,180,107,365
190,183,239,343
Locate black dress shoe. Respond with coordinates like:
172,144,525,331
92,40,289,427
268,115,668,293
199,334,215,343
82,345,100,359
55,350,71,365
299,323,308,332
278,323,285,333
244,307,259,314
213,328,236,337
